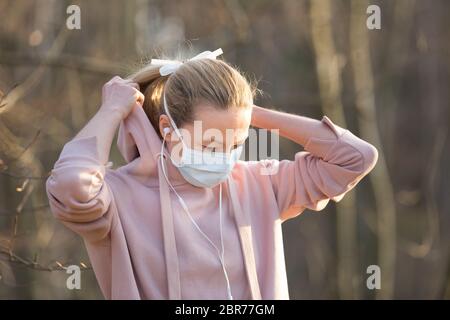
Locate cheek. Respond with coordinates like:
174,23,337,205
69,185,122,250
166,139,184,163
245,108,253,124
174,125,196,148
236,108,252,129
237,114,252,136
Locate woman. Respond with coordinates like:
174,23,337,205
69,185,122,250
46,49,378,300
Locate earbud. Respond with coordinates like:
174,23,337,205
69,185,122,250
163,127,171,136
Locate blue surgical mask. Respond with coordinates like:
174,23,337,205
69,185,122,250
162,94,243,188
171,138,243,188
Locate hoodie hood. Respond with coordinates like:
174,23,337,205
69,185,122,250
116,104,185,299
116,104,186,186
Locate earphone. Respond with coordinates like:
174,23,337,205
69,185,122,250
163,127,171,136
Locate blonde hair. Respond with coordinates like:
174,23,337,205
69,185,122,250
128,55,258,138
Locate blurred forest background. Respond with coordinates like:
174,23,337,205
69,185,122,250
0,0,449,299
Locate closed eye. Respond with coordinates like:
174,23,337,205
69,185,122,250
202,145,216,153
231,144,240,150
202,143,243,153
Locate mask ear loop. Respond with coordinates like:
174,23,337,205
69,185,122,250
160,132,233,300
163,92,187,147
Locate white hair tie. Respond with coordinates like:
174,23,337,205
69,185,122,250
151,48,223,76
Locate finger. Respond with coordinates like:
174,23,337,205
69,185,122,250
106,75,122,85
133,89,145,105
123,79,142,92
127,82,140,90
137,92,145,105
134,101,143,110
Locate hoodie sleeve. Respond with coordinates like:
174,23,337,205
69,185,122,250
251,116,378,221
45,135,115,242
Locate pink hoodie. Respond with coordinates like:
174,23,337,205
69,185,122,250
45,105,378,299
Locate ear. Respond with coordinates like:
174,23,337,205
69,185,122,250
158,114,172,138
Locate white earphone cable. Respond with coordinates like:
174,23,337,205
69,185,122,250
159,133,233,300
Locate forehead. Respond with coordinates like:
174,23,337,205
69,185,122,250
185,104,252,142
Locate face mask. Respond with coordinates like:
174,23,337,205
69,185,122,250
162,94,243,188
172,138,243,188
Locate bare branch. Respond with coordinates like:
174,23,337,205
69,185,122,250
0,245,92,272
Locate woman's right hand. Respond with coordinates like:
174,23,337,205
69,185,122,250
100,76,145,119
